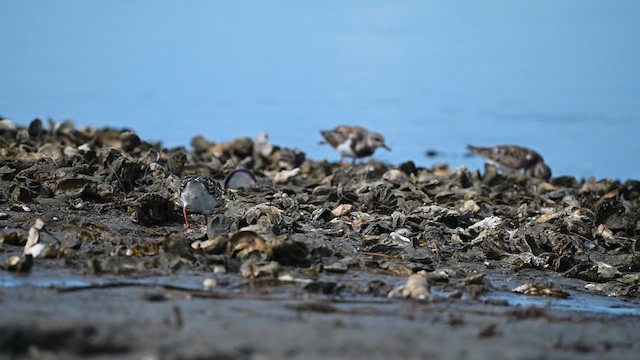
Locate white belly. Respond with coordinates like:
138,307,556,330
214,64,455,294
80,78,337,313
180,182,219,214
336,138,356,158
486,159,520,174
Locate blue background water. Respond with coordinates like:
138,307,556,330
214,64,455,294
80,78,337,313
1,1,639,180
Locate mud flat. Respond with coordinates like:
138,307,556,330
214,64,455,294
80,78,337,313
1,119,640,359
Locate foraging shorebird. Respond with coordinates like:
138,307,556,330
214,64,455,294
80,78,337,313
467,144,552,180
179,176,224,228
320,125,391,163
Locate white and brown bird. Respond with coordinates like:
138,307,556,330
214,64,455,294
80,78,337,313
467,144,552,180
179,176,225,228
320,125,391,163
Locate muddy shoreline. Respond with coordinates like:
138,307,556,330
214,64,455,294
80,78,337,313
1,119,640,359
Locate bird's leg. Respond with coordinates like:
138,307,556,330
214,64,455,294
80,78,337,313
183,207,190,229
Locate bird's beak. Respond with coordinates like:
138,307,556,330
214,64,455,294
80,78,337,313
383,144,391,151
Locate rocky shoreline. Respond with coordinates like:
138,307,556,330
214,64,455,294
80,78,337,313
1,118,640,359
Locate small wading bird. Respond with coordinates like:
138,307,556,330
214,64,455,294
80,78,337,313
467,144,552,180
320,125,391,164
179,175,224,228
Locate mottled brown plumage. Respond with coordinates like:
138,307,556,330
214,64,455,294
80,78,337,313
320,125,390,163
467,144,551,180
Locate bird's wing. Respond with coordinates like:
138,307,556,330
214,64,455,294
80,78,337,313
320,125,357,147
468,145,541,169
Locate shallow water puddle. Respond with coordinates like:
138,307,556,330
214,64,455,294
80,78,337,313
3,270,640,317
0,270,181,290
482,291,640,317
0,274,93,289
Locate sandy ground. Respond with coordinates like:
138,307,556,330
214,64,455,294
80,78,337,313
2,262,640,360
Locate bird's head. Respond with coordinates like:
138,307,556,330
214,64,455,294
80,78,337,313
527,161,552,180
368,132,391,151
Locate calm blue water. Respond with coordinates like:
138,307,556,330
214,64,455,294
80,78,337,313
1,1,639,180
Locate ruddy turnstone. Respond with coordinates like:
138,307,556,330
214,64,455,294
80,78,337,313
320,125,391,163
467,144,552,180
179,176,224,228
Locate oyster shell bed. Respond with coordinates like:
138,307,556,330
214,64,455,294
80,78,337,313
1,119,640,298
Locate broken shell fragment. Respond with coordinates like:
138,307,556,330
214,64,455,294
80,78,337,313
128,193,175,225
389,272,432,300
468,216,502,231
2,254,34,272
267,236,310,266
225,137,254,157
390,231,412,244
331,204,353,217
244,205,283,227
312,185,335,196
595,224,614,239
0,231,26,246
207,215,236,239
240,259,280,278
312,207,333,222
254,131,274,157
224,169,257,189
324,261,348,273
463,199,480,213
512,283,569,299
463,273,486,285
53,177,98,197
382,169,408,184
271,168,301,185
203,277,217,290
191,236,228,254
596,262,621,279
228,231,268,259
24,218,51,258
25,243,49,258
